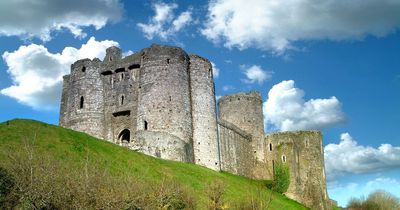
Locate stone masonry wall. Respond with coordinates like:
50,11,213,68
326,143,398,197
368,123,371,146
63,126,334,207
265,131,331,210
189,55,220,170
61,58,105,139
136,45,193,155
217,119,254,177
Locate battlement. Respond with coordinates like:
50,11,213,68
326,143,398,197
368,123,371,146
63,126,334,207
217,91,262,105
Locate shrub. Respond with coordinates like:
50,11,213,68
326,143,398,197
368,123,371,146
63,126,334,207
206,179,226,210
0,167,15,208
347,190,400,210
272,163,290,194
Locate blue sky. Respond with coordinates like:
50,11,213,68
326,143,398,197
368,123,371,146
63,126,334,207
0,0,399,207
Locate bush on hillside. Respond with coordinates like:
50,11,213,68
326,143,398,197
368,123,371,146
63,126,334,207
347,190,400,210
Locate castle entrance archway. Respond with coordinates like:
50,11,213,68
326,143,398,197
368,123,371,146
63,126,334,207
118,129,130,143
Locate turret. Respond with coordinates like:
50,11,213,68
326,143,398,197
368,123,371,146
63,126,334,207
61,58,105,139
189,54,220,170
218,91,265,161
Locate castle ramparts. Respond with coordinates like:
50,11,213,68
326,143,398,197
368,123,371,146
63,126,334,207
59,44,331,210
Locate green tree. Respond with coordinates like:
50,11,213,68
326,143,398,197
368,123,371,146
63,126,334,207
273,163,290,194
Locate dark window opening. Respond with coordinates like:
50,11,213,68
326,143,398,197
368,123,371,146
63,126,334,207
198,142,200,145
121,95,124,105
121,73,124,80
215,162,218,165
79,96,84,109
118,129,130,143
115,67,125,73
282,155,286,163
269,143,272,151
169,96,172,101
109,57,112,62
144,120,148,130
101,70,113,75
82,66,86,72
238,98,240,100
166,58,170,64
128,64,140,69
208,69,212,78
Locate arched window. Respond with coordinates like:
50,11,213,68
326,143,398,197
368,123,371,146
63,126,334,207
118,129,130,143
81,66,86,72
144,120,148,130
121,95,124,105
79,96,84,109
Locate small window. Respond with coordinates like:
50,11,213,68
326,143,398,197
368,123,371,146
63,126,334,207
269,143,272,151
81,66,86,72
128,64,140,70
282,155,286,163
79,96,84,109
144,120,148,130
169,96,172,101
121,95,124,105
121,73,124,80
166,58,170,64
208,69,212,78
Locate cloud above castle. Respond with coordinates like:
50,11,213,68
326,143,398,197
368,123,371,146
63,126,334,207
201,0,400,52
0,0,122,41
1,37,118,109
263,80,346,131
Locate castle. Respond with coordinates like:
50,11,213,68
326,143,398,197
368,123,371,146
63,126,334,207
59,44,332,210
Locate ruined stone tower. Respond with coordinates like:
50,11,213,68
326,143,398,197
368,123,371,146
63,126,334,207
59,44,332,209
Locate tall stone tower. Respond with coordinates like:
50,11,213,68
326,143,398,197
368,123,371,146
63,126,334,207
218,91,265,161
59,58,105,139
189,55,220,170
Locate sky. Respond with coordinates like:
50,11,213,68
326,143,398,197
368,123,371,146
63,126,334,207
0,0,399,207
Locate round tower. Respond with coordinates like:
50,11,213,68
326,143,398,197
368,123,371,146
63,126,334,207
218,91,265,161
65,58,105,139
136,44,193,161
189,54,220,170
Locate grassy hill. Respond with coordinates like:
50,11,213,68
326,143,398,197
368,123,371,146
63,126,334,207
0,119,307,209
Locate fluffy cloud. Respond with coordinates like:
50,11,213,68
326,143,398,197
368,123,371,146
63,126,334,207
211,62,220,78
202,0,400,52
241,65,272,85
325,133,400,180
0,0,122,41
1,37,118,110
263,80,345,131
138,2,192,40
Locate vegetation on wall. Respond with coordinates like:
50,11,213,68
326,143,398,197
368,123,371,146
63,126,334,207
273,162,290,194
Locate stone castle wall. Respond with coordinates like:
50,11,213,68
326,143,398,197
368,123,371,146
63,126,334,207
265,131,330,210
189,55,220,170
59,44,331,210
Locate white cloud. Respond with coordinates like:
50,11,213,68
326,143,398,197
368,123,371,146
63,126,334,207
328,177,400,207
263,80,345,131
1,37,118,110
222,85,234,91
202,0,400,52
211,62,220,78
137,2,192,40
325,133,400,180
241,65,272,85
0,0,122,41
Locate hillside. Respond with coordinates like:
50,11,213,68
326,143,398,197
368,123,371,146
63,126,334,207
0,119,307,209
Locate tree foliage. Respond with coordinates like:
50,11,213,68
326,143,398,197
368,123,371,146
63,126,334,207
347,190,400,210
273,163,290,194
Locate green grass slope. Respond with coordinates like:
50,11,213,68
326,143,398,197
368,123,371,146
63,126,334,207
0,119,307,209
